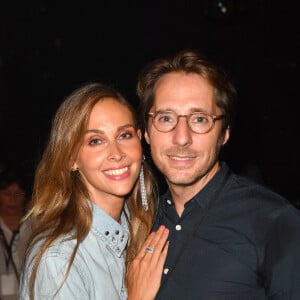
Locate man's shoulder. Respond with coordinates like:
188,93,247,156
225,171,300,222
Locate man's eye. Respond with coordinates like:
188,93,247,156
158,114,173,123
192,115,208,123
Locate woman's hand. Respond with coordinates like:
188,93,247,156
126,225,169,300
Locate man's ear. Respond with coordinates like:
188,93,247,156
222,127,230,145
144,131,150,144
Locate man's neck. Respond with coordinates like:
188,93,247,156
168,163,221,217
0,215,22,232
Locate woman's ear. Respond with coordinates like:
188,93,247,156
137,129,142,140
71,162,78,172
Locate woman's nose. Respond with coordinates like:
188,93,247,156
107,142,125,161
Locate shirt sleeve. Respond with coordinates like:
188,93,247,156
264,205,300,299
33,252,89,300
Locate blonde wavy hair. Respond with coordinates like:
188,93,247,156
23,82,158,299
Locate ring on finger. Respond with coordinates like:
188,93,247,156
145,246,154,254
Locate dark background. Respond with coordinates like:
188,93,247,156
0,1,299,205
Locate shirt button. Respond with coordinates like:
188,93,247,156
175,224,182,231
163,268,169,274
166,199,172,205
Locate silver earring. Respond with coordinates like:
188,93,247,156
139,161,148,211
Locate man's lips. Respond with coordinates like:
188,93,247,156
169,155,194,161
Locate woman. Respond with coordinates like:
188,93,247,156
0,167,31,299
20,82,169,299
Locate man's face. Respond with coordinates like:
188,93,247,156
145,72,229,190
0,183,25,217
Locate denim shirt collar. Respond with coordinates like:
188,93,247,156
90,201,129,258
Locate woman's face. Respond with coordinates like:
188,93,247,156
73,98,142,208
0,183,26,217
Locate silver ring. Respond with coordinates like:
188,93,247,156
145,246,154,254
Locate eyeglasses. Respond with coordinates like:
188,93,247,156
147,110,224,134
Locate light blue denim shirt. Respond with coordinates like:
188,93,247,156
20,202,129,300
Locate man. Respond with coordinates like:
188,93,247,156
137,49,300,299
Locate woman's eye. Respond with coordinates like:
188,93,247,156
119,132,133,139
88,138,103,145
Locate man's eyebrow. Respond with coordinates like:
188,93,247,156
156,107,208,113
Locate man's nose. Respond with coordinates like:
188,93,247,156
172,116,192,146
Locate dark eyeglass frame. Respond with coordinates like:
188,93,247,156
147,110,224,134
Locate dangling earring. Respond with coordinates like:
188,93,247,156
139,156,148,211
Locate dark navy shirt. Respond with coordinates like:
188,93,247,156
153,162,300,299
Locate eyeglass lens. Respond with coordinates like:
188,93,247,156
152,111,216,133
